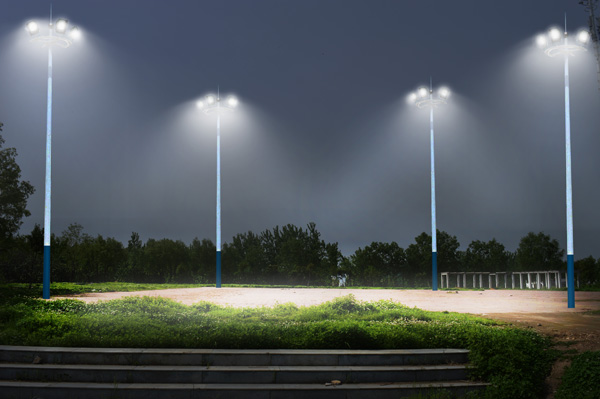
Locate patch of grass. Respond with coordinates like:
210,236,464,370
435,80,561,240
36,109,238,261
0,288,553,399
555,351,600,399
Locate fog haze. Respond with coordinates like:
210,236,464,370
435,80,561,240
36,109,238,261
1,0,599,258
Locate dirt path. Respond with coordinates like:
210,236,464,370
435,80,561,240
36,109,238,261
56,288,600,398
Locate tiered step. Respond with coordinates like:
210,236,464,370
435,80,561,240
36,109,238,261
0,345,489,398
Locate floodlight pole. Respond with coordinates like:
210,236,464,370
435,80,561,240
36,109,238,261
216,104,222,288
536,21,589,308
563,34,575,308
197,91,238,288
429,91,437,292
42,45,53,300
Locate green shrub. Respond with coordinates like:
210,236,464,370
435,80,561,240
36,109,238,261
0,291,554,398
555,351,600,399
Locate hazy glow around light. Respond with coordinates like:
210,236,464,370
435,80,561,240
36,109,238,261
69,27,81,40
418,87,429,98
196,100,204,109
407,93,417,103
206,95,216,104
536,34,548,48
549,27,562,42
577,30,590,44
55,18,68,33
25,21,38,35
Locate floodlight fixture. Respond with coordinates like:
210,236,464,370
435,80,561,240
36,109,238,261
536,34,548,48
196,100,205,109
26,16,81,48
409,84,450,109
206,94,216,104
536,25,588,57
69,26,81,40
549,27,562,42
226,95,239,108
577,29,590,44
438,87,451,99
55,18,68,33
25,21,39,35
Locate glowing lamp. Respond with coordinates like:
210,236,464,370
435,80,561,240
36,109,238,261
69,26,81,39
536,34,548,48
577,30,590,44
25,21,39,35
407,93,417,103
226,96,238,107
418,87,429,98
549,27,562,42
438,87,450,99
206,95,216,104
196,100,205,109
55,18,68,33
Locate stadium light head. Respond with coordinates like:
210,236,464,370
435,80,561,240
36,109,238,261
25,21,39,36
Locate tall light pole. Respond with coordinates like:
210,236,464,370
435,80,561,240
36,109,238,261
408,82,451,291
536,22,590,308
197,92,239,288
25,14,81,300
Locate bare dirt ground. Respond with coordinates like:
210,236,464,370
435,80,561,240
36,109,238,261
56,288,600,398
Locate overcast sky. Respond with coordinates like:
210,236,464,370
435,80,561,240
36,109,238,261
1,0,600,258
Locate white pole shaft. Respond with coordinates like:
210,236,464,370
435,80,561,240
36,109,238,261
216,113,221,252
564,53,574,256
430,106,436,252
44,47,53,247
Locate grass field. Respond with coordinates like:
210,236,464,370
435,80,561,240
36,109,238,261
0,283,558,399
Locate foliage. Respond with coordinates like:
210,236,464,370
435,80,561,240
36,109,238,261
405,230,461,285
575,256,600,288
555,351,600,399
515,232,564,271
0,126,35,241
463,239,511,272
346,241,406,286
0,289,553,398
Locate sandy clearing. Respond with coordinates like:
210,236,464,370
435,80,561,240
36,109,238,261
54,287,600,314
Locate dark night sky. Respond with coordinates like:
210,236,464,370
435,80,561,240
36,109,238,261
1,0,600,258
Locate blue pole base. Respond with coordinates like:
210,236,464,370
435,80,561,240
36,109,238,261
567,254,574,308
216,250,222,288
43,245,50,299
432,251,438,291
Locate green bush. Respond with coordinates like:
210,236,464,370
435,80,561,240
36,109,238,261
555,351,600,399
0,290,554,398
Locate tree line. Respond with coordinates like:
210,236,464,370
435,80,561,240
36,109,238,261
1,222,599,288
1,126,599,287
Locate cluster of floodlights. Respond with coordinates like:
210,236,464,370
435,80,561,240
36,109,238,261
536,26,590,56
196,94,239,114
25,18,81,47
407,86,451,108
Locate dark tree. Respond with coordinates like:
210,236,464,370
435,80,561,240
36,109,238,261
515,232,564,271
0,125,35,240
464,238,510,272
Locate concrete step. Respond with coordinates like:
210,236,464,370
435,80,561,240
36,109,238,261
0,346,469,366
0,380,490,399
0,363,470,384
